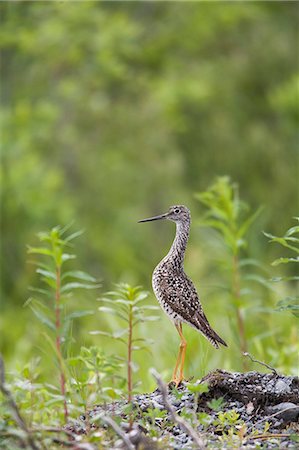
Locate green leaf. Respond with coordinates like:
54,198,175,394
263,232,299,253
30,307,55,330
207,397,226,411
244,274,275,291
36,268,57,280
141,315,160,321
45,395,65,406
59,222,75,235
276,296,299,318
286,225,299,236
238,206,263,239
98,306,128,321
61,253,77,262
271,276,299,282
112,329,128,338
132,337,154,344
62,270,97,282
239,258,263,268
28,286,52,297
64,229,84,242
27,246,53,256
140,305,160,310
61,282,100,293
89,330,113,337
98,297,114,304
65,310,94,320
272,256,299,266
115,299,131,306
187,381,209,394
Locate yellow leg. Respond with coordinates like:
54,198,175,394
177,323,187,383
171,323,187,385
172,339,183,382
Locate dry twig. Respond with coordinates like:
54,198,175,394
245,405,298,436
151,368,206,450
249,433,290,441
243,352,278,375
92,414,134,450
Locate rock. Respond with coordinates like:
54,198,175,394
275,379,291,394
267,402,299,423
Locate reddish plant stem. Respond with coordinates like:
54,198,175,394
55,265,68,423
127,304,133,430
232,254,248,370
127,305,133,403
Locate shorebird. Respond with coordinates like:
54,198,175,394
139,205,227,384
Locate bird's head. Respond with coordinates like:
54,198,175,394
138,205,191,225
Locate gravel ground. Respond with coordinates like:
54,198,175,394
67,370,299,449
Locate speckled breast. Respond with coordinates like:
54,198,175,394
152,264,181,323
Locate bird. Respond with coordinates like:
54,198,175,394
138,205,227,384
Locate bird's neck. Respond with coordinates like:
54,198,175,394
166,220,190,268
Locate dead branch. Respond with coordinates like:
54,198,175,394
151,368,206,450
243,352,278,375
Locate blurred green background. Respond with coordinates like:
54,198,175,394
1,1,298,388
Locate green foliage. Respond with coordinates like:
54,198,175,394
207,397,226,412
140,408,168,438
195,176,262,255
27,225,100,422
187,381,209,394
214,409,242,431
92,284,160,402
195,177,265,368
264,218,299,318
27,225,100,338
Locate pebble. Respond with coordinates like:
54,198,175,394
274,379,291,394
66,371,299,449
268,402,299,423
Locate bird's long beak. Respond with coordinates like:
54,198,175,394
138,212,168,223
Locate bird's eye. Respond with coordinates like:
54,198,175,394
174,208,180,214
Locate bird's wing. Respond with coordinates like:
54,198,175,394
158,272,227,348
159,272,207,322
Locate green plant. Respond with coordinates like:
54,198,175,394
141,407,168,438
91,284,159,405
195,177,263,369
68,346,124,433
27,225,100,423
207,397,226,412
264,217,299,318
215,409,242,430
186,381,209,420
213,409,247,447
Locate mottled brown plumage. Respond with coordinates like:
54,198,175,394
139,205,227,383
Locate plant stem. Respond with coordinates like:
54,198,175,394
127,303,133,430
55,265,68,423
232,254,248,370
127,304,133,403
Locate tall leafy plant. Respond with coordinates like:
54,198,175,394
195,177,262,369
91,284,159,405
264,217,299,318
27,225,100,422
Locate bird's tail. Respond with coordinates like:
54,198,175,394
192,313,228,348
207,326,227,349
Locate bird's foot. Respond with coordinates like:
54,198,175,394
169,375,185,387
